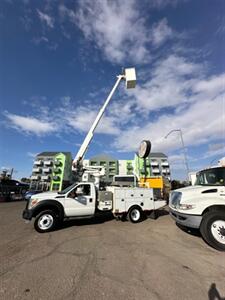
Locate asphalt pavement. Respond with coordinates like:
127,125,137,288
0,201,225,300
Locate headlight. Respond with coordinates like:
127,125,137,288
179,203,195,210
170,192,182,208
29,199,38,208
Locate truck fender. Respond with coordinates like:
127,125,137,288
202,205,225,216
32,200,65,221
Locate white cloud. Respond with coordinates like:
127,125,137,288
201,145,225,160
150,0,188,9
66,106,120,135
74,0,150,63
151,18,173,47
27,152,38,158
113,65,225,154
37,9,54,28
129,54,202,111
5,113,56,136
32,36,49,45
59,1,174,64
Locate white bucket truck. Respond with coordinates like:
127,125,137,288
23,182,165,232
23,68,166,232
169,166,225,251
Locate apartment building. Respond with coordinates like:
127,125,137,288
134,152,171,180
31,152,74,191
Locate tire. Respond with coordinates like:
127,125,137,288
200,210,225,251
127,206,142,223
34,210,58,233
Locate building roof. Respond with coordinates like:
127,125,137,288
149,152,167,158
37,152,71,157
90,154,117,161
149,152,168,158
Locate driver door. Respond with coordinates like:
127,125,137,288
64,183,95,217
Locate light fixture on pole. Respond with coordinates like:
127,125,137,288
164,129,189,181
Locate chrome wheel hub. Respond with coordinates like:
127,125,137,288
38,214,54,230
131,209,140,221
211,220,225,244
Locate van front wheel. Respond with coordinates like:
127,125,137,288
200,211,225,251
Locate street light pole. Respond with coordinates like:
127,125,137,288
164,129,190,182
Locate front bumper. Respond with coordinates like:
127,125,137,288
22,209,33,220
169,208,202,229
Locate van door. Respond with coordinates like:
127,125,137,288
64,183,95,217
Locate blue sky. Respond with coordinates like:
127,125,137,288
0,0,225,180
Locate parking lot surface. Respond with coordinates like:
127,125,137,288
0,201,225,300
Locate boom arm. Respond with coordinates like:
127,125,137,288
72,68,136,174
72,74,124,172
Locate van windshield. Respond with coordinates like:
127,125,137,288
195,167,225,186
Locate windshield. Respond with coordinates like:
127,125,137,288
195,167,225,186
58,182,77,194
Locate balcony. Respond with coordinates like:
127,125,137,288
53,168,61,174
31,175,41,180
44,160,53,166
32,167,42,173
162,168,170,173
54,160,62,167
152,168,160,173
43,168,52,173
34,160,43,166
161,162,169,167
53,175,60,181
150,161,159,166
127,165,133,170
41,175,51,181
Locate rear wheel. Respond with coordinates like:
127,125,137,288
200,211,225,251
127,206,142,223
34,210,58,233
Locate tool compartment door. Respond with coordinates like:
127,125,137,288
113,189,126,213
124,188,155,211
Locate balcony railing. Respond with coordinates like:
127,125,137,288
34,160,43,166
43,168,52,173
44,160,53,166
54,161,62,167
152,168,160,173
31,175,41,180
41,175,51,181
32,167,42,173
161,162,169,167
150,161,159,166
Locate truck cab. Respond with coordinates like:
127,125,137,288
23,182,98,232
169,166,225,251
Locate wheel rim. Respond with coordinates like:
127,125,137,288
38,214,54,230
131,209,140,221
211,220,225,244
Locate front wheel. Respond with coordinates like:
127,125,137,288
34,210,58,233
200,211,225,251
127,206,142,223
